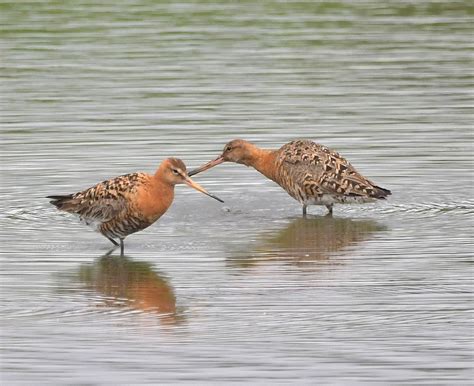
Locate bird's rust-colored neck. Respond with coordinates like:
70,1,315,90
135,168,175,222
245,146,278,181
152,167,175,197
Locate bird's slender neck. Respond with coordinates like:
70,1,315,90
245,146,277,181
152,168,175,197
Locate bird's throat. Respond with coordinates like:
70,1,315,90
247,148,277,182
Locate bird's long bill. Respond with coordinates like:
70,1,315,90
184,176,224,203
187,156,225,177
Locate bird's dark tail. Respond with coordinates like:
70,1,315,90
372,186,392,199
46,194,74,209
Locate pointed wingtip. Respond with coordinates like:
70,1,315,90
46,194,73,200
46,194,74,208
375,186,391,198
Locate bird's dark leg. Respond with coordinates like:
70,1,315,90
119,239,124,255
104,246,117,257
106,236,119,246
325,204,333,216
302,204,307,217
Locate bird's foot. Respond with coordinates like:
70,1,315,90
302,205,307,218
104,245,118,257
325,205,333,217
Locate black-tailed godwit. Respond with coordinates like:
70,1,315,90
189,139,390,216
48,158,223,254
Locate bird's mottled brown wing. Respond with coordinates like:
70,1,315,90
55,173,149,223
276,140,383,198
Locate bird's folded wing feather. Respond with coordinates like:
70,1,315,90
278,140,377,196
73,196,128,223
65,173,146,222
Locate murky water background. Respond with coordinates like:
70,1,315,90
1,1,473,384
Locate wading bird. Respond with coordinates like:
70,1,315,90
48,158,223,254
189,139,390,216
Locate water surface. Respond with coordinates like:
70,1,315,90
1,1,473,384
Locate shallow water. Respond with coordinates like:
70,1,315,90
1,1,473,384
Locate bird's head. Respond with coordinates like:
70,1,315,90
221,139,255,164
161,158,188,185
160,158,223,202
188,139,256,176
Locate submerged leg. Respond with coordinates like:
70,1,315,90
302,204,307,217
104,246,117,257
106,236,119,246
119,239,124,255
325,204,333,216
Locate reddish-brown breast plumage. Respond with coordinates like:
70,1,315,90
48,157,222,253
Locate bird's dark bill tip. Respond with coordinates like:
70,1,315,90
209,193,224,203
187,168,199,177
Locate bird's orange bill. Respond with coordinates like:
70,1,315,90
188,156,225,177
184,176,224,203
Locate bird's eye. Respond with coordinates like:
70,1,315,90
172,169,180,175
226,146,232,152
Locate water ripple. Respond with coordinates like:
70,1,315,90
1,0,472,384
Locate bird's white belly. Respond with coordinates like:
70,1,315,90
306,194,376,206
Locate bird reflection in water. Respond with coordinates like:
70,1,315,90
78,255,181,325
229,216,386,268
